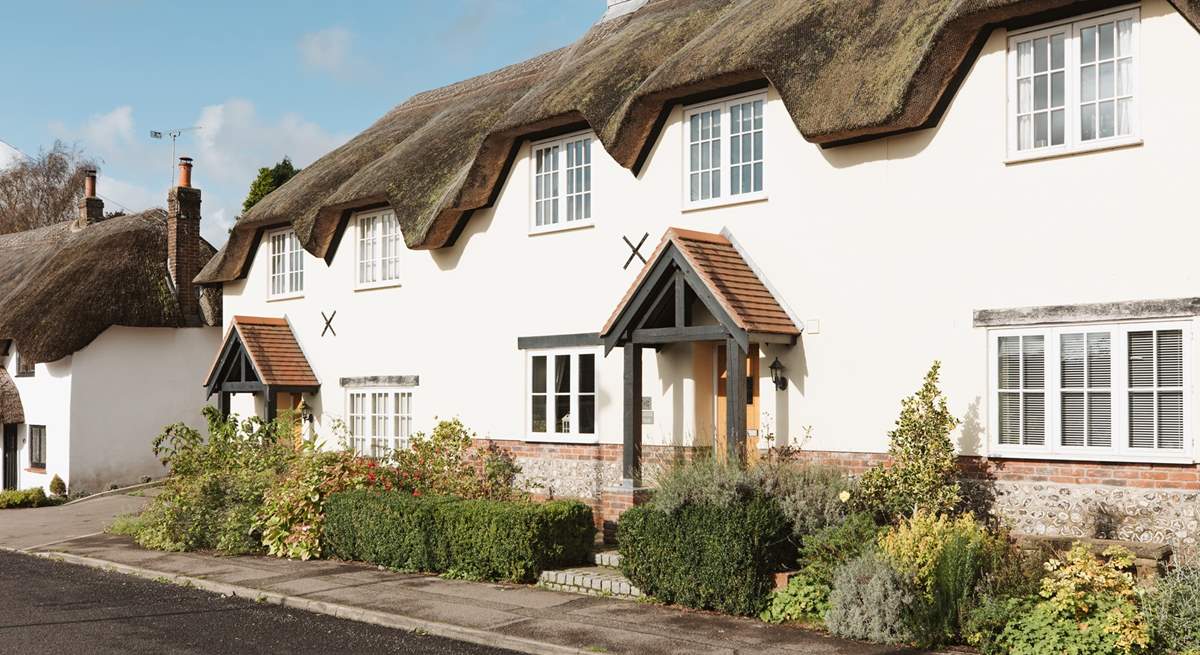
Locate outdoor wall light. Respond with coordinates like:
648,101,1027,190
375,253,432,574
769,357,787,391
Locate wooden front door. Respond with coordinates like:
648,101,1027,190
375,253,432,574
2,424,17,490
716,344,760,462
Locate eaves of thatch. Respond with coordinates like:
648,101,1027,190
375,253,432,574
0,367,22,424
0,210,221,365
195,0,1200,285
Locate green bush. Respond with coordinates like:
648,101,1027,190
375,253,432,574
826,550,919,645
1144,565,1200,654
618,495,791,616
0,487,61,509
322,489,594,583
760,569,830,624
49,474,66,497
857,362,962,520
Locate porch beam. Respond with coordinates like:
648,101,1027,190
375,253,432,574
265,386,278,423
217,392,231,419
674,270,687,327
219,382,266,393
622,345,643,483
749,332,798,345
725,338,747,464
631,325,728,344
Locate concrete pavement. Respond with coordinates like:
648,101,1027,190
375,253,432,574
0,491,150,551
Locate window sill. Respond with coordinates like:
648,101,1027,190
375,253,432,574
987,448,1194,466
1005,136,1143,165
524,433,601,445
14,373,34,378
354,280,403,293
528,219,595,237
267,293,304,303
682,192,768,213
24,468,45,474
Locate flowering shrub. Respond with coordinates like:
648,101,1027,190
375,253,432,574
392,418,524,500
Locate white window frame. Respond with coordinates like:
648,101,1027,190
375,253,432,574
529,131,595,235
267,227,305,300
1006,6,1141,162
346,388,415,458
354,209,403,290
682,91,767,211
28,425,46,470
525,347,600,442
988,319,1193,464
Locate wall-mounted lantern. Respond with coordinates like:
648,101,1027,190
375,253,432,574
769,357,787,391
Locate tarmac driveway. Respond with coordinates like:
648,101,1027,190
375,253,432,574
0,490,152,551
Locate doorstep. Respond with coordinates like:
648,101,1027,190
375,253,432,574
30,533,946,655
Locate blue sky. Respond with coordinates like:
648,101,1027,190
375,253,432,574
0,1,599,244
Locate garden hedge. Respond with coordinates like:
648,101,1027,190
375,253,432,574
617,495,792,615
322,490,595,583
0,487,60,509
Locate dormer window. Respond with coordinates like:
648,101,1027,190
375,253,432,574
1007,8,1139,160
683,93,766,209
268,228,304,300
530,132,593,234
355,209,402,289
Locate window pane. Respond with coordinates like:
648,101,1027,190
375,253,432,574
1157,330,1183,387
1061,333,1084,388
579,354,595,393
555,355,571,393
1017,40,1033,76
1098,101,1115,138
531,356,546,393
1129,331,1154,387
1117,99,1132,136
998,392,1021,445
1117,19,1133,56
555,394,571,433
1081,65,1096,102
1050,109,1065,146
998,337,1020,389
1050,33,1065,69
1050,71,1064,108
579,395,595,435
1034,112,1048,148
1023,335,1044,388
1062,392,1085,446
1023,393,1045,445
1033,75,1047,110
1081,26,1096,64
1087,332,1111,387
1099,22,1114,60
1129,391,1155,448
1017,78,1031,113
1158,391,1184,449
1018,115,1032,151
1088,392,1112,447
1081,104,1096,141
532,396,547,432
1033,37,1047,73
1098,61,1114,99
1116,58,1132,96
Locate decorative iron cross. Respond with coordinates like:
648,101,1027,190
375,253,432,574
623,232,650,270
321,311,337,337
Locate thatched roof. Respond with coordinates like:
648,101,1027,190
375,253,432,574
0,211,220,364
0,368,22,425
196,0,1200,285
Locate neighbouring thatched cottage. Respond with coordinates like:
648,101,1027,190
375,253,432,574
198,0,1200,546
0,160,221,494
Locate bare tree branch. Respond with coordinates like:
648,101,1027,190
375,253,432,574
0,141,98,234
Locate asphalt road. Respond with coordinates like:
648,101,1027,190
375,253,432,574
0,551,521,655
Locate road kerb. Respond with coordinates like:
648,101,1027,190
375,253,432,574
30,550,589,655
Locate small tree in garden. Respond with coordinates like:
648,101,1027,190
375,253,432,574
858,361,961,520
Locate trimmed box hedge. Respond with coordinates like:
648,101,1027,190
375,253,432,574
617,495,792,615
323,490,595,583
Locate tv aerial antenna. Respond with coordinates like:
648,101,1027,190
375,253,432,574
150,126,202,187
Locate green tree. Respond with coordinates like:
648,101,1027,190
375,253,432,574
857,361,961,520
242,156,299,213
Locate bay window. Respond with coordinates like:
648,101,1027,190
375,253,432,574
1007,8,1139,159
528,348,597,439
990,321,1190,461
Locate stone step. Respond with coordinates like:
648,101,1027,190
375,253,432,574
538,565,642,599
594,550,621,568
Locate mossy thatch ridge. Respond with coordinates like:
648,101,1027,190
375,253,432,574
0,211,220,364
196,0,1200,285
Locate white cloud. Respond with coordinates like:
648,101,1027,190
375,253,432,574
298,27,353,76
47,100,349,247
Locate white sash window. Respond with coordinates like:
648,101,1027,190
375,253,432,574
268,228,304,299
530,132,593,234
355,209,402,289
990,321,1191,462
347,389,414,458
683,92,766,209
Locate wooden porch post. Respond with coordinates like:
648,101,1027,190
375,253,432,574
623,344,643,483
217,391,231,419
265,387,278,423
725,338,747,464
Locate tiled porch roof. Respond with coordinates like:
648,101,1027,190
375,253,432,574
204,316,318,390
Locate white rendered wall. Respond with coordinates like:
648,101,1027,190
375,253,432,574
222,1,1200,460
4,353,72,491
68,326,221,493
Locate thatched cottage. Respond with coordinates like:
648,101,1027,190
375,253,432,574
198,0,1200,545
0,161,221,493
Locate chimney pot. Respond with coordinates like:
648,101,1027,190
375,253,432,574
84,169,97,198
177,156,193,188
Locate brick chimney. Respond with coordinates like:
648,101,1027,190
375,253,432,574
167,157,202,324
77,169,103,224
